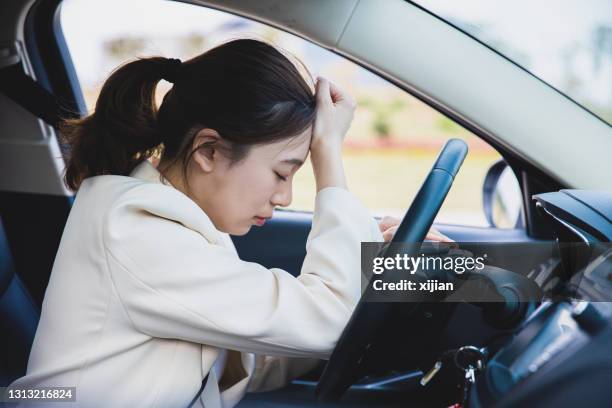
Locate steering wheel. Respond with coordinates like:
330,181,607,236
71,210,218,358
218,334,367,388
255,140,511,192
315,139,469,401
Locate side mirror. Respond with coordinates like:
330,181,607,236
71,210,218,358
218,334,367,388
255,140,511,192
483,160,523,228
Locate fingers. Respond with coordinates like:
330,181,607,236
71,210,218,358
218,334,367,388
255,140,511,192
316,77,355,108
382,226,398,242
427,228,455,243
380,224,455,243
329,81,342,103
378,215,401,233
311,76,356,153
327,80,350,105
315,77,331,106
425,231,454,243
331,80,356,107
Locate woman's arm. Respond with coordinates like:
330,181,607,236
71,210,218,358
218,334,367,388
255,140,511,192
309,77,355,192
103,183,382,359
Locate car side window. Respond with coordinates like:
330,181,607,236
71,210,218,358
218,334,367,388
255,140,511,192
60,0,519,228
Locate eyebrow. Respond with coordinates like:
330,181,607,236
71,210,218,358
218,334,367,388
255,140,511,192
281,158,304,167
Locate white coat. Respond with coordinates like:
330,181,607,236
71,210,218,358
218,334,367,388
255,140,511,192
8,160,383,407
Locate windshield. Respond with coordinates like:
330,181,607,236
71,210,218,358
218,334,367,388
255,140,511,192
413,0,612,125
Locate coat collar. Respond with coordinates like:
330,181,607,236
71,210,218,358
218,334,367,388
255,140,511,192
129,160,168,185
128,160,238,252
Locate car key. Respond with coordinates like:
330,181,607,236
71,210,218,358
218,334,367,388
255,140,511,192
454,346,487,405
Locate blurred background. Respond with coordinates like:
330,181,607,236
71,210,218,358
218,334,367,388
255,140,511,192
59,0,611,227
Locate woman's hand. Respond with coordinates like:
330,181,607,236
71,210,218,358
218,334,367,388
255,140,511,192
378,216,454,243
310,77,356,192
311,77,356,151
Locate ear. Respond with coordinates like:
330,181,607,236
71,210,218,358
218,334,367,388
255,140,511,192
191,128,221,173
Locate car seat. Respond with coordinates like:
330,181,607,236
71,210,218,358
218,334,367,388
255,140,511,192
0,216,40,386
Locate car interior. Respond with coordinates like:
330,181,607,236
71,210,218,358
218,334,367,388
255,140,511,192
1,0,611,407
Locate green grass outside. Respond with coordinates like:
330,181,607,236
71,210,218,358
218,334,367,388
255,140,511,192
289,148,502,226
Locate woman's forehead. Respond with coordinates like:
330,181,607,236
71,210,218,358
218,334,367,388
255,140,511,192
258,129,311,162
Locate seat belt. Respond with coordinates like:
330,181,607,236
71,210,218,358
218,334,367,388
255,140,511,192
0,60,64,128
187,374,209,408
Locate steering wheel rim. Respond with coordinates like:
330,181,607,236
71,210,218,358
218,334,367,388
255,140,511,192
315,139,469,401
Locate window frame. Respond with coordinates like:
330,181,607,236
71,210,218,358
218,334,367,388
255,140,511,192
42,0,565,237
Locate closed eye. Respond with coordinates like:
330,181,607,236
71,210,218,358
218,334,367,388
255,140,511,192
274,172,288,182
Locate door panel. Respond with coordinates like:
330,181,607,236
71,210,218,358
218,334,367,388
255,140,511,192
232,210,312,276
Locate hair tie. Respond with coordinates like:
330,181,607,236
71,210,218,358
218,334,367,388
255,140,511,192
161,58,182,83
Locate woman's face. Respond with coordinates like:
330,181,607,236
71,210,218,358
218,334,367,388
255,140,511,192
185,128,311,236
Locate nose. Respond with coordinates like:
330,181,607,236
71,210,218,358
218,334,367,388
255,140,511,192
271,180,292,208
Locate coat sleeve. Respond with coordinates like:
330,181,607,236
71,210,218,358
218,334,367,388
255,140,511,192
103,186,383,359
247,355,321,392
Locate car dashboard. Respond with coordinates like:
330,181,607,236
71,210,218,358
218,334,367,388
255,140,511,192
470,189,612,407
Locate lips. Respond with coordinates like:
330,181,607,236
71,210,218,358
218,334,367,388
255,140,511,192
254,216,271,226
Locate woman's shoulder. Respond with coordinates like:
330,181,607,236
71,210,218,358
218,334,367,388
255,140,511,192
77,174,224,248
76,173,178,215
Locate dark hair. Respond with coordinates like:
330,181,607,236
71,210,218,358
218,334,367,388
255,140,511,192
61,39,316,191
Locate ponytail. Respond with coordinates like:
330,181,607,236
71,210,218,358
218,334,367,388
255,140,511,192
61,57,181,191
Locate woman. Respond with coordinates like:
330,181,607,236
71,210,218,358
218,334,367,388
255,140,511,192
9,39,446,407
